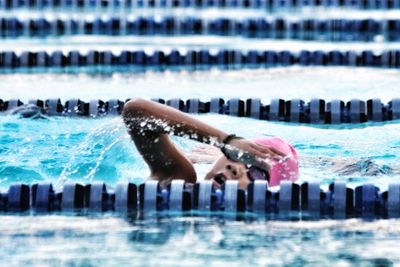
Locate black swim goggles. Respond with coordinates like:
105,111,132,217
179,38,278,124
219,135,269,183
213,165,269,186
246,165,270,182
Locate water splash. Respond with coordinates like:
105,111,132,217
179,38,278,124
55,117,129,189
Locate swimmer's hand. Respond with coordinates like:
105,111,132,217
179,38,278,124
222,139,286,169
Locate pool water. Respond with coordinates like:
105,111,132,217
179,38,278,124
2,2,400,265
1,215,400,266
1,99,400,190
1,67,399,102
1,67,400,265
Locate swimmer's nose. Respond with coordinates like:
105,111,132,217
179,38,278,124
226,164,240,179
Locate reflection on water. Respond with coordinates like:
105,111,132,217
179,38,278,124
0,214,398,266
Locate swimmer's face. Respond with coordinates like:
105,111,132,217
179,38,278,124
205,155,252,190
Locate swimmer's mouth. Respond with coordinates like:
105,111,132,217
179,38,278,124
213,173,227,187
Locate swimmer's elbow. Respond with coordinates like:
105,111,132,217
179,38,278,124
122,98,152,119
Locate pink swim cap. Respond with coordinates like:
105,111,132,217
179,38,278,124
253,137,299,187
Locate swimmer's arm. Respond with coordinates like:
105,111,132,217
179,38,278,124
123,98,229,145
188,146,223,164
122,98,284,160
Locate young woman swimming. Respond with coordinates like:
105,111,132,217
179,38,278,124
122,98,299,190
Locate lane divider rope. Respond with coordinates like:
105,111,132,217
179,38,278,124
1,49,400,69
2,97,400,124
0,0,399,10
1,180,399,219
0,17,397,41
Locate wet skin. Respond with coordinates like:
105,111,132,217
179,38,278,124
205,155,254,190
122,98,282,190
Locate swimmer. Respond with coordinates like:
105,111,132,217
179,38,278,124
122,98,299,189
8,104,46,119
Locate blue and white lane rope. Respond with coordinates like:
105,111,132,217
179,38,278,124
2,97,400,124
2,180,400,220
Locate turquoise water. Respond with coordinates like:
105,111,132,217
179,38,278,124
1,68,400,265
1,110,400,190
3,2,400,265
